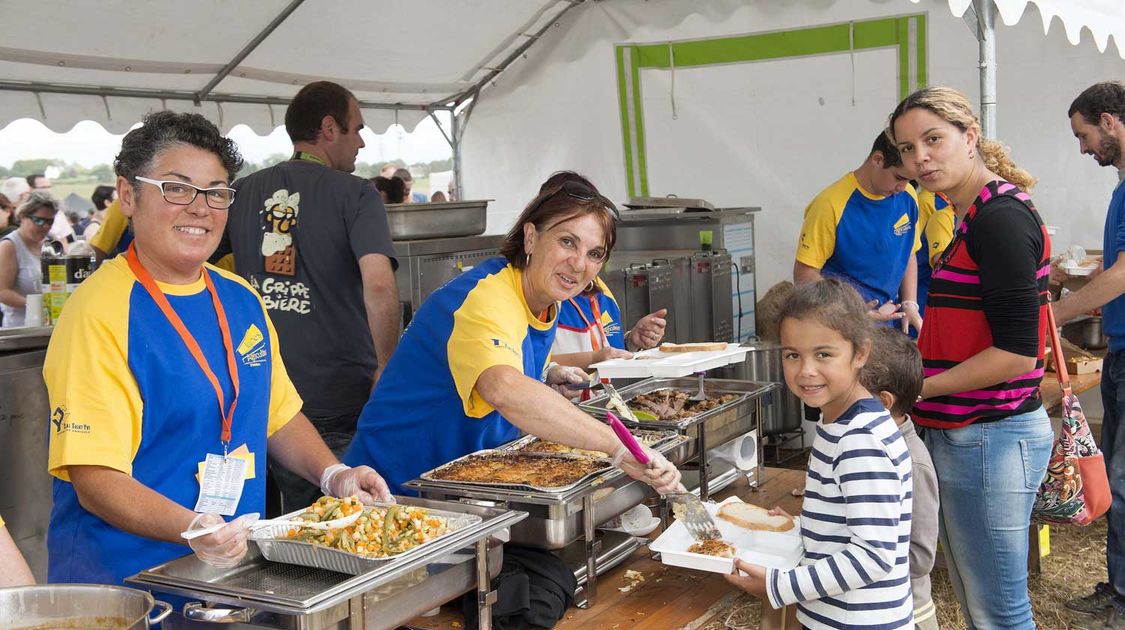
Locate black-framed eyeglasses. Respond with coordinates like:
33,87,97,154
546,180,620,221
134,176,236,210
26,215,52,227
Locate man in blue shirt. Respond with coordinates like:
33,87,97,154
1054,81,1125,629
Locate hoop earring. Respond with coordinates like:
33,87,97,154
525,252,531,267
584,280,595,292
969,151,975,160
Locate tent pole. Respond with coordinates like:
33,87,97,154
451,111,462,201
974,0,997,138
195,0,306,103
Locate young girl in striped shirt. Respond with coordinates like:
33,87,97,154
726,279,914,629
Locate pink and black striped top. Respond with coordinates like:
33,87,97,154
914,180,1051,430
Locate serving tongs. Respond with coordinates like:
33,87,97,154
603,382,638,422
605,411,720,541
180,509,365,541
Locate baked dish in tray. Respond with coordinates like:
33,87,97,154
428,452,608,488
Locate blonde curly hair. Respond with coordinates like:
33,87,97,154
888,86,1036,192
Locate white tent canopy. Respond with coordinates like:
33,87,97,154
0,0,578,134
933,0,1125,57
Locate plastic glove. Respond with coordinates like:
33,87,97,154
546,364,592,398
612,445,681,494
628,308,668,350
320,463,394,504
186,512,254,568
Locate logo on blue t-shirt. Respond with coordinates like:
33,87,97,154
893,213,912,237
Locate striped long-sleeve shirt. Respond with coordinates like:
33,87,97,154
766,398,913,629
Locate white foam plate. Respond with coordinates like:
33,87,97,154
592,343,749,379
649,496,803,574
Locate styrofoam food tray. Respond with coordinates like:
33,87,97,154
592,343,750,379
649,497,803,574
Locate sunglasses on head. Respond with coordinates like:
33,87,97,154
544,180,619,221
27,215,52,227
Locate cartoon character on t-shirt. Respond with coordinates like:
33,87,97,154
262,189,299,276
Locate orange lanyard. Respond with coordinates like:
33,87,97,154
126,244,240,452
567,294,609,351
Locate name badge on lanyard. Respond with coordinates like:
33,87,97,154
125,244,244,514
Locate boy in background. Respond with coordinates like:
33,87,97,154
861,327,940,629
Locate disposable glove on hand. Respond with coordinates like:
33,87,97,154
186,512,254,568
320,463,394,504
612,445,682,494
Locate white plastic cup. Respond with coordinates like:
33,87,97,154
24,294,43,327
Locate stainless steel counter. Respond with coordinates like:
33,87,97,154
0,328,53,582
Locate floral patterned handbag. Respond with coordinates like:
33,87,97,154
1032,304,1112,525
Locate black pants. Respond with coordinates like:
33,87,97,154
266,410,359,515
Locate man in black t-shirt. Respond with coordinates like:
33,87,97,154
214,81,400,511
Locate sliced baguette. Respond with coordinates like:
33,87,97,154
717,501,795,532
658,342,729,353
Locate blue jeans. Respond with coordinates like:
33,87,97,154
1101,350,1125,607
922,406,1053,629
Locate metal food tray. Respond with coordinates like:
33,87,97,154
579,378,768,431
251,505,482,575
385,199,490,240
498,429,681,455
419,449,616,493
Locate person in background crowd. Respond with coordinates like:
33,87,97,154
430,190,447,203
860,328,940,630
214,81,401,513
0,193,17,237
79,184,116,242
0,193,57,328
344,179,682,496
0,513,34,587
892,86,1052,629
89,199,134,263
26,173,75,251
379,163,398,178
794,132,923,334
1051,81,1125,630
1,177,31,207
914,187,954,322
542,172,667,370
726,280,914,629
371,175,406,204
43,110,392,597
393,167,428,203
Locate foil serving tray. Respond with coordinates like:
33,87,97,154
419,450,616,493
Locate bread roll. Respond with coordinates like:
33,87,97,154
659,342,729,353
717,501,795,532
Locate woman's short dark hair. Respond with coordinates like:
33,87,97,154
285,81,357,144
860,327,923,417
1069,81,1125,126
499,180,618,268
91,185,116,211
114,111,243,183
371,176,406,204
16,191,58,220
777,279,873,354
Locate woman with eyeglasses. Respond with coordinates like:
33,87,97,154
0,192,58,327
344,179,683,496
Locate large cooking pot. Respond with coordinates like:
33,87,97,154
1061,315,1107,350
0,584,172,630
717,341,803,436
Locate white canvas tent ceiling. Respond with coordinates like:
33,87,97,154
0,0,578,134
0,0,1119,136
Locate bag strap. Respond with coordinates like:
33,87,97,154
1046,303,1072,396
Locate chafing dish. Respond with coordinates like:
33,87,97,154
127,497,525,630
385,200,489,240
404,433,692,609
579,378,777,499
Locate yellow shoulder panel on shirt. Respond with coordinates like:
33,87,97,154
925,209,956,268
796,172,853,270
89,199,127,256
45,257,142,481
448,265,540,418
205,263,302,436
594,276,618,305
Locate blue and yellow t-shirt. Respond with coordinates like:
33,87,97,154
44,256,302,586
344,257,557,495
553,277,625,355
796,172,921,306
915,189,954,320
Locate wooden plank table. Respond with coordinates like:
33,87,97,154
408,467,806,630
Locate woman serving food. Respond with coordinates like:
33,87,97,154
344,179,682,495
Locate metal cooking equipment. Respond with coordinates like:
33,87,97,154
691,250,733,343
717,342,802,437
0,584,172,630
393,234,502,326
0,343,51,583
618,261,675,345
129,497,524,630
421,450,614,493
405,434,691,609
609,204,758,341
384,200,489,240
1061,315,1106,350
580,378,776,500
